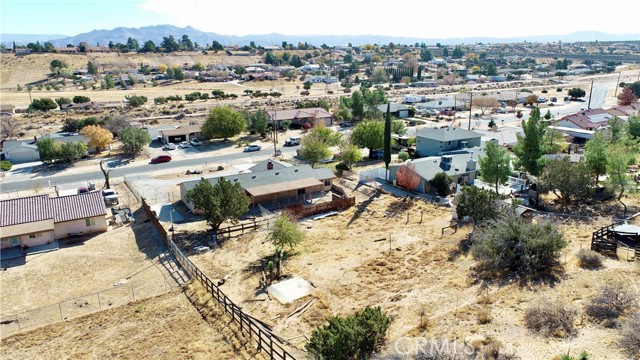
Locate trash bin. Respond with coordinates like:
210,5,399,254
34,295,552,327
87,181,95,191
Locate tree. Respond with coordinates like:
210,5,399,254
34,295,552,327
544,109,552,120
201,107,247,140
628,113,640,139
339,143,363,169
186,177,250,231
0,115,20,138
371,68,389,84
479,141,512,194
452,46,465,58
268,212,304,250
627,81,640,98
568,87,586,99
120,127,151,158
350,120,385,157
161,35,181,52
617,86,639,106
350,91,365,120
455,186,499,224
58,141,86,163
513,108,545,176
104,115,131,138
245,110,269,136
140,40,156,53
542,128,566,154
606,144,634,217
80,125,113,151
391,120,406,135
49,59,67,76
211,40,223,51
430,172,452,196
524,94,539,107
126,94,148,107
36,138,60,163
103,75,115,89
1,160,12,172
472,97,500,116
29,98,58,112
289,55,303,67
306,307,391,360
181,35,193,50
420,49,433,62
396,162,421,195
73,95,91,104
299,137,331,168
383,104,392,178
55,97,71,108
87,61,98,76
538,158,594,204
471,211,568,279
486,63,498,76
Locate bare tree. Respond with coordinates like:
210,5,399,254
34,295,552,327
442,74,458,86
396,162,421,196
0,115,21,139
100,160,112,189
104,114,131,138
472,97,500,116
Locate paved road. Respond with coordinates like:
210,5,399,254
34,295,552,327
0,146,300,193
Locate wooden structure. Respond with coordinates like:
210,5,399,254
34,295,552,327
285,194,355,218
591,222,640,260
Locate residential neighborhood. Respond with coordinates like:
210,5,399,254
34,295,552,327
1,9,640,360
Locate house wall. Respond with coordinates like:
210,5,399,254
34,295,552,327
6,147,40,164
1,230,54,249
555,120,584,130
53,216,107,239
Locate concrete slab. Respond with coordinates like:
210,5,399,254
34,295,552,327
150,203,185,224
267,276,314,304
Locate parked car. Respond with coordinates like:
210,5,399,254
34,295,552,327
151,155,172,164
77,187,90,194
425,109,440,116
284,137,301,146
495,107,507,114
340,121,353,127
164,143,176,150
179,141,190,148
369,149,384,159
244,144,261,152
102,189,119,206
190,138,202,146
102,189,118,197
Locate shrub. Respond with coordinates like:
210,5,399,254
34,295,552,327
585,282,637,320
398,151,409,162
0,160,12,171
306,306,391,360
576,249,603,268
471,212,567,279
524,300,576,338
541,89,548,93
557,87,563,92
620,313,640,358
477,307,493,324
335,162,349,172
430,172,452,196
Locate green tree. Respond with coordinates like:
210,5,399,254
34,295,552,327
140,40,156,53
49,59,67,76
36,138,61,163
606,144,634,217
161,35,181,52
29,98,58,112
120,127,151,158
568,87,586,99
202,107,246,140
479,141,512,194
471,212,568,279
340,143,363,169
55,97,71,108
126,94,148,107
0,160,12,172
245,110,269,136
303,81,312,90
513,108,545,176
391,120,406,135
544,109,552,120
87,61,98,76
58,141,86,163
268,212,304,250
538,158,594,204
455,186,499,224
430,172,452,196
299,138,331,168
73,95,91,104
542,128,566,154
350,120,385,157
104,75,115,89
350,91,365,120
420,49,433,62
210,40,223,51
383,104,392,178
307,307,391,360
486,63,498,76
585,132,608,186
627,113,640,139
371,68,389,83
186,177,250,231
627,81,640,98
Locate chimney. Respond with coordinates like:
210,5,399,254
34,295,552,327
267,161,273,170
441,155,453,170
466,159,477,171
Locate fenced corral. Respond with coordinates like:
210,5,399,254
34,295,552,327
124,174,180,205
0,275,174,337
591,222,640,260
286,194,356,218
216,219,271,239
141,197,296,360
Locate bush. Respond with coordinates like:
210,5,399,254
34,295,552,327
471,212,567,279
398,151,409,162
620,313,640,358
576,249,603,268
306,306,391,360
524,300,576,338
557,87,564,92
0,160,12,171
585,282,637,320
477,307,493,324
335,162,350,172
541,89,548,93
430,172,452,196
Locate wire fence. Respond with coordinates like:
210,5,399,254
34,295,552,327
0,275,175,337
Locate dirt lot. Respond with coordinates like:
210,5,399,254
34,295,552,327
174,192,640,359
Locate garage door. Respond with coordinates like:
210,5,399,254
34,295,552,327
168,135,186,143
9,150,39,164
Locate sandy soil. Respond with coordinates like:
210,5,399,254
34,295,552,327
175,192,640,360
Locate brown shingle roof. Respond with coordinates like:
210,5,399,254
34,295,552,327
159,125,201,137
0,192,106,227
0,195,52,227
50,192,107,223
267,108,332,122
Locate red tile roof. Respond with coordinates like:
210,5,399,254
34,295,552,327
0,192,106,227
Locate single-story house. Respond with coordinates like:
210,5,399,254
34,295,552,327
388,150,483,194
376,104,410,118
606,104,639,119
475,126,523,148
159,125,202,143
40,133,94,152
0,139,40,164
415,127,482,158
0,192,108,249
0,104,16,115
555,109,613,131
62,102,98,111
267,108,333,127
306,75,338,84
179,163,336,213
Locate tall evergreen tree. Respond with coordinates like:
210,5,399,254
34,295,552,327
513,108,545,176
383,104,392,179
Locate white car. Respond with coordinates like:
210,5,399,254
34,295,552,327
179,141,190,148
164,143,177,150
244,144,261,152
190,138,202,146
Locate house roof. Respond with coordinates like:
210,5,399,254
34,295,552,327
159,125,201,137
181,164,335,194
475,127,523,146
607,104,639,117
417,127,482,142
1,139,38,153
391,148,485,181
40,133,89,144
247,159,291,172
0,195,52,227
376,104,410,113
246,178,322,197
267,108,332,122
49,192,107,223
0,192,106,228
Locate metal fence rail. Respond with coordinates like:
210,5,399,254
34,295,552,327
141,197,295,360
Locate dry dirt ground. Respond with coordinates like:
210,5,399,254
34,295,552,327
174,192,640,360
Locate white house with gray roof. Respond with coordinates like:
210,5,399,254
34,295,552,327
415,127,482,157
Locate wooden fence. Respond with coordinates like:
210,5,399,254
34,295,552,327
141,198,296,360
286,195,356,218
216,219,270,239
591,223,619,257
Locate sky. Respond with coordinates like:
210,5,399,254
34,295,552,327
2,0,639,39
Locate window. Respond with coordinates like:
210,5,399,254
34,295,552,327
448,141,452,145
85,218,96,227
439,141,444,148
28,232,42,239
324,180,331,186
297,188,306,195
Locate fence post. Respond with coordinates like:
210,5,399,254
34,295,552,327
98,292,102,311
59,303,63,322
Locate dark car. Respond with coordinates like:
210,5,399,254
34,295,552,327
151,154,172,164
77,187,89,194
369,149,384,159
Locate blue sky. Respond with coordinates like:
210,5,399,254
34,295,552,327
2,0,639,39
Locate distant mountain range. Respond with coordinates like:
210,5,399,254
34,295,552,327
3,25,639,47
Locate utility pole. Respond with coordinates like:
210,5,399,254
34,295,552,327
468,92,473,130
273,109,279,156
587,79,594,110
614,72,622,97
